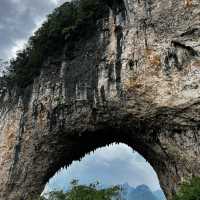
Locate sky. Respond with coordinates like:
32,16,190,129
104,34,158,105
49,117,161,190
44,143,161,193
0,0,162,193
0,0,66,60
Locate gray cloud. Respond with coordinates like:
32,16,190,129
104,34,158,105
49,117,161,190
45,144,161,193
0,0,66,60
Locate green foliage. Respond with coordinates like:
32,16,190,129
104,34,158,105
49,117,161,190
40,179,122,200
6,0,107,89
172,177,200,200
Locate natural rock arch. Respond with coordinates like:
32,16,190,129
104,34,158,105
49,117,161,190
43,142,165,197
0,0,200,199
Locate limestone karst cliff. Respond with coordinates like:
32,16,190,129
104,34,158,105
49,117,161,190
0,0,200,199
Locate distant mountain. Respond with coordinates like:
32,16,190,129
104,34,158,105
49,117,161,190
117,183,166,200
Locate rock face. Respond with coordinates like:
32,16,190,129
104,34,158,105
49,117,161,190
0,0,200,199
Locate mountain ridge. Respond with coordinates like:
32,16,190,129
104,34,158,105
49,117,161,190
119,183,166,200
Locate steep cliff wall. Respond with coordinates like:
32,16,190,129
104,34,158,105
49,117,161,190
0,0,200,199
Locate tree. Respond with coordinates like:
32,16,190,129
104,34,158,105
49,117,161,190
172,177,200,200
5,0,107,89
41,179,122,200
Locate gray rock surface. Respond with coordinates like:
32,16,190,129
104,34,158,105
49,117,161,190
0,0,200,199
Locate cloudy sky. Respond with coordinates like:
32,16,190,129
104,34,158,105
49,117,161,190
0,0,162,193
44,143,161,193
0,0,66,60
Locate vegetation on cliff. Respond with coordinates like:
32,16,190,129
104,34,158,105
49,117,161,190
5,0,107,89
172,177,200,200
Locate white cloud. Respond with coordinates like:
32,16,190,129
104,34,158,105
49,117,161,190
50,0,68,6
49,0,59,5
10,39,26,58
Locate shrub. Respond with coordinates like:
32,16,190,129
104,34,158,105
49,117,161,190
40,179,121,200
172,177,200,200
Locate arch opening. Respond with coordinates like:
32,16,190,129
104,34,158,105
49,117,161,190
15,124,175,200
42,143,167,200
